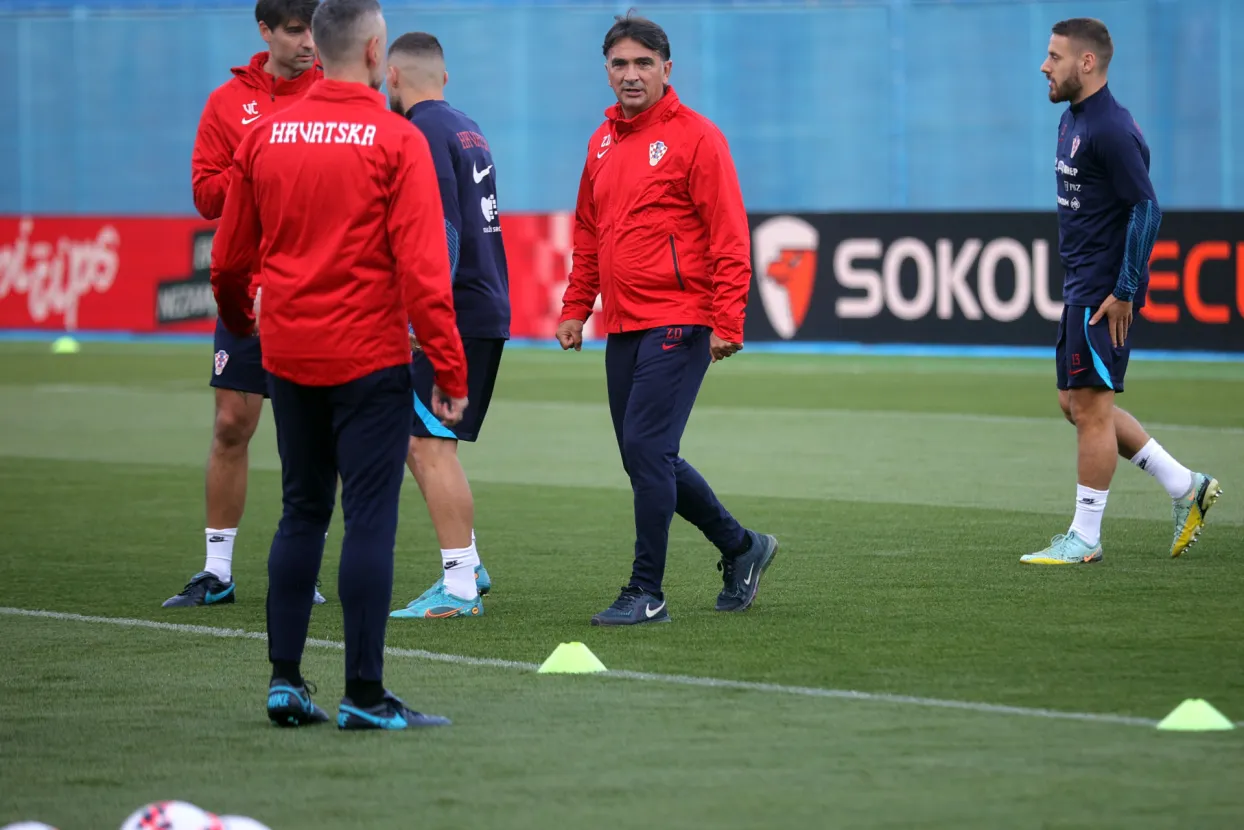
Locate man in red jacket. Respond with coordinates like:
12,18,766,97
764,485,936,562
557,13,779,627
211,0,468,730
165,0,326,609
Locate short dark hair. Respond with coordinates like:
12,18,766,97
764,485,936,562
602,10,670,62
312,0,381,65
388,31,443,59
255,0,319,31
1052,17,1114,68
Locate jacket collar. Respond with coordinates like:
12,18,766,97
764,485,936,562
405,99,450,120
232,51,322,96
1070,83,1112,116
305,78,388,108
606,86,681,135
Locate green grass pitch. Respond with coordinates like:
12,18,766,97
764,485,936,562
1,341,1242,829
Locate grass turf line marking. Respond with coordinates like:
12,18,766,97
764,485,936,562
3,606,1237,730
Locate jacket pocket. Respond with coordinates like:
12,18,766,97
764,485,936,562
668,234,685,290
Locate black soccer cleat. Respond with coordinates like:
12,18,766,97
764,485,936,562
267,678,330,728
715,530,779,612
162,571,235,608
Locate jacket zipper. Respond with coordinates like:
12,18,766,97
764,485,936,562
668,235,685,290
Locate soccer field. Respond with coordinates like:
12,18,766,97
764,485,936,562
1,342,1242,829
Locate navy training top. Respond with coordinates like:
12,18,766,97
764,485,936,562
1054,84,1160,309
407,99,511,339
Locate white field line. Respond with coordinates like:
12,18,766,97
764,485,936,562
6,607,1236,730
22,385,1244,436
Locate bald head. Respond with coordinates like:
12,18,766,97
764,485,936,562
312,0,387,87
386,32,448,114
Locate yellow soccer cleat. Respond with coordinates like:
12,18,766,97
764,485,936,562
1170,473,1223,558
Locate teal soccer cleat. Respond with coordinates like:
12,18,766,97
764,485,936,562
390,583,483,619
337,691,451,731
266,679,330,728
1020,531,1103,565
394,564,490,610
162,571,235,608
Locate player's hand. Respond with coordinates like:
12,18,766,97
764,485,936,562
1090,295,1133,349
556,319,584,351
249,287,261,338
409,332,421,352
710,333,742,363
431,385,467,427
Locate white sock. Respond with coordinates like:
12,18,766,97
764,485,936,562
466,529,481,569
1069,485,1108,546
205,528,237,582
1130,438,1194,499
442,542,478,600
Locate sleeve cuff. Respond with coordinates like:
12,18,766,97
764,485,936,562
558,309,591,324
435,374,469,400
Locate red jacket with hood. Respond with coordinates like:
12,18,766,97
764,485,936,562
559,86,752,343
191,52,323,221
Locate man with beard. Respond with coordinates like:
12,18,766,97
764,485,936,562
383,32,511,620
1023,17,1222,565
167,0,327,608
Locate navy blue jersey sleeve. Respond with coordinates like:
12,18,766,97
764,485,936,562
412,118,463,280
1095,125,1161,301
1116,200,1162,301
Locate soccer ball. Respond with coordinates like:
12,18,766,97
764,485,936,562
118,802,223,830
1,823,60,829
218,818,272,830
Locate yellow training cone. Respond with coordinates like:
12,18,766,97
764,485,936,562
51,336,80,354
1156,699,1235,732
537,642,607,674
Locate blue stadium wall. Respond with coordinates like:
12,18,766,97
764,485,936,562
0,0,1241,215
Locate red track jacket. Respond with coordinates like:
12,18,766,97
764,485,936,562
191,52,322,222
559,87,752,343
210,79,468,396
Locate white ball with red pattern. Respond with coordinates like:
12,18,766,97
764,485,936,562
118,802,223,830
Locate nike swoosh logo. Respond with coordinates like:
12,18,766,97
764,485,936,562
473,163,493,183
1070,368,1088,375
342,705,407,729
597,149,609,159
645,601,665,618
662,343,677,351
241,115,261,125
205,584,235,603
743,564,754,586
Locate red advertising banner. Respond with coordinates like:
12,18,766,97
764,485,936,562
0,216,219,334
0,214,587,339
